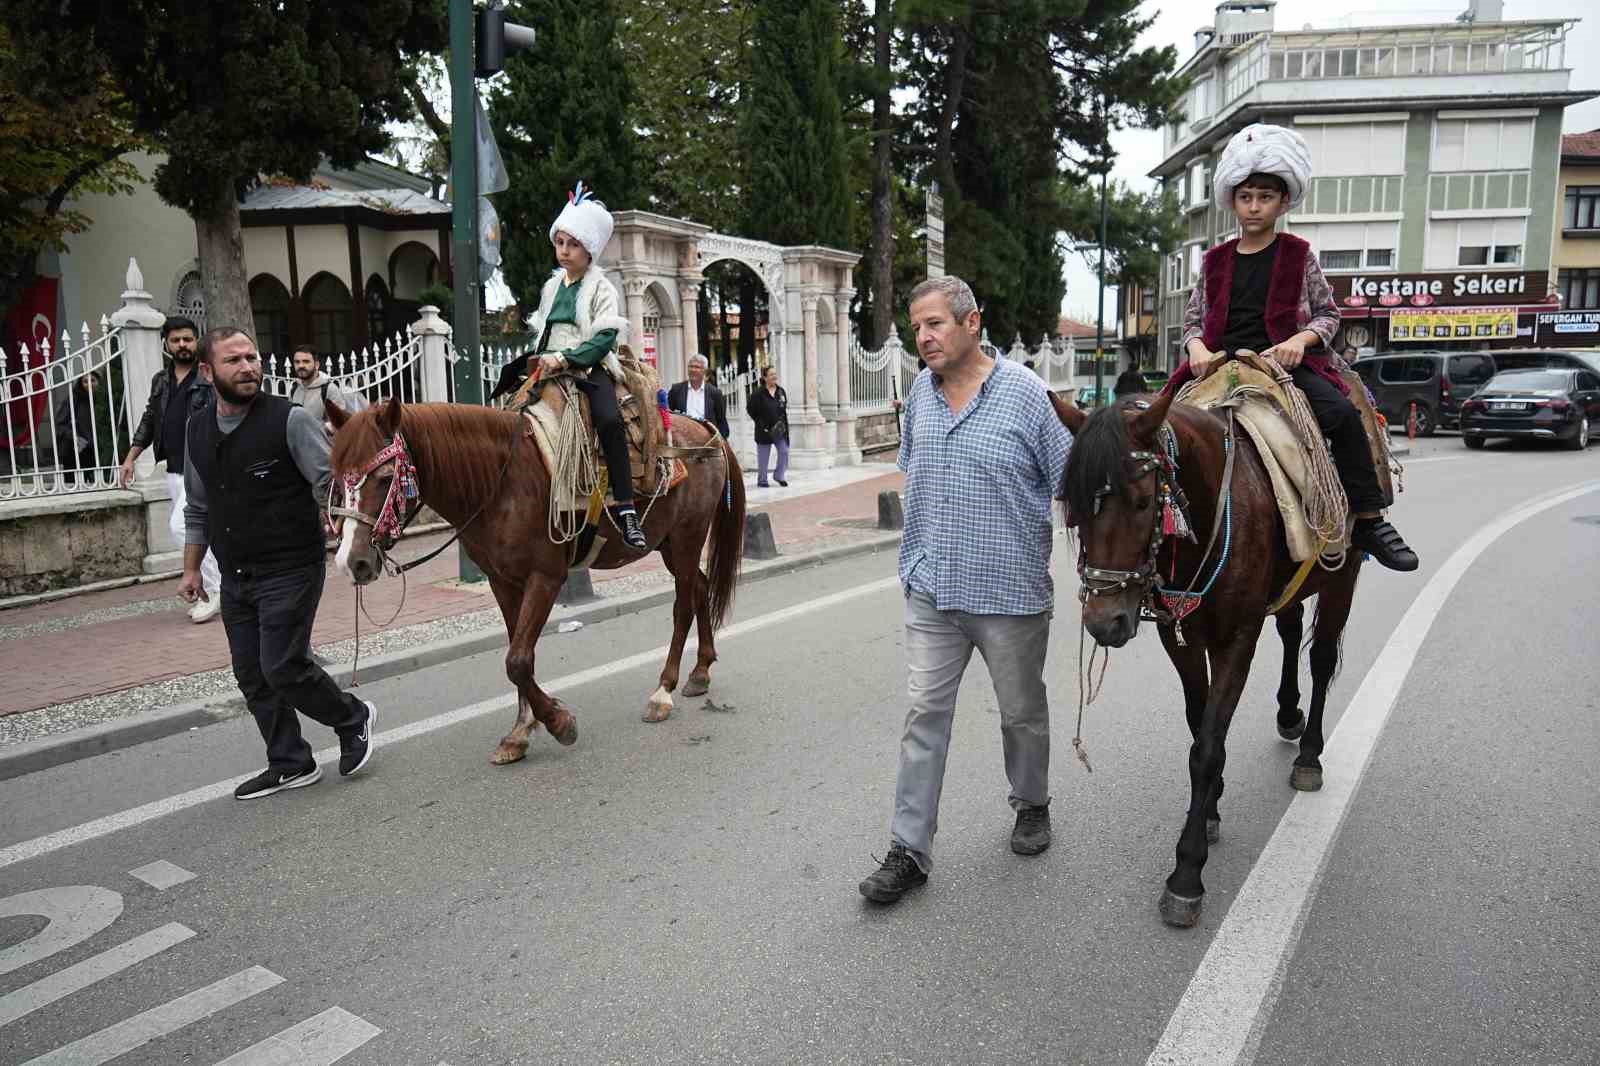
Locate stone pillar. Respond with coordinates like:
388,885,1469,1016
414,305,451,403
674,280,699,388
623,278,647,361
782,293,837,471
801,294,821,413
831,286,860,467
109,258,179,571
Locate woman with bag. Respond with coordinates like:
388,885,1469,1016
746,365,789,487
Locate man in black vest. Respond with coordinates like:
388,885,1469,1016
181,326,376,800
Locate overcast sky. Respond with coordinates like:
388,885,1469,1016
1059,0,1600,325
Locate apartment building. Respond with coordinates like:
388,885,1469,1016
1545,129,1600,346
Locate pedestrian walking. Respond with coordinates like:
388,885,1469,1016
288,344,361,432
182,326,376,800
119,315,221,622
859,275,1073,905
667,354,731,438
746,366,789,487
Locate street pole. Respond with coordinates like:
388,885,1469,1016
449,0,485,582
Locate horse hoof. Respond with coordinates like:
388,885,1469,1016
1159,888,1204,928
644,685,673,723
552,715,578,747
682,676,710,698
1290,765,1323,791
1206,818,1221,844
490,741,528,765
1277,712,1306,742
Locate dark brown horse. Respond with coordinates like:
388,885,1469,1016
327,396,745,764
1052,386,1363,927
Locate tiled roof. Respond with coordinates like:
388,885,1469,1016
1562,129,1600,159
242,186,451,215
1056,316,1102,339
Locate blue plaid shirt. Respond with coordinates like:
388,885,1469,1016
897,357,1072,615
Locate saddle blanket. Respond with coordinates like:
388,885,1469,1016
521,404,687,514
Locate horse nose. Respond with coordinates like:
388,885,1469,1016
350,557,375,584
1089,609,1136,648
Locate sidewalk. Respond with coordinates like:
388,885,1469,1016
0,463,904,720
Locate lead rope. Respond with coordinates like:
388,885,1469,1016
1073,619,1110,773
350,563,409,687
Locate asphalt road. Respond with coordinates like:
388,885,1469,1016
2,432,1597,1066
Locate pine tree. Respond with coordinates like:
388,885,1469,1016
490,0,641,311
741,0,852,248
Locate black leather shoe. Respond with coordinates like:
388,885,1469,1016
1011,803,1052,855
859,844,928,903
1352,517,1418,572
616,508,648,551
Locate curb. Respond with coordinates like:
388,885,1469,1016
0,531,901,782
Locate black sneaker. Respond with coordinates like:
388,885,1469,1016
616,508,648,551
235,763,321,801
858,843,928,904
776,479,788,487
1011,803,1052,855
1351,517,1418,572
339,701,376,777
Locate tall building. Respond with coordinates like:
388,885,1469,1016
1151,0,1597,366
1548,129,1600,346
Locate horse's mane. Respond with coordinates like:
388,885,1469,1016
332,402,525,506
1060,402,1137,520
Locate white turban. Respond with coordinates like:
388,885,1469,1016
547,181,614,260
1212,124,1313,212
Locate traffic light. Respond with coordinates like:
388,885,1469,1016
474,3,537,77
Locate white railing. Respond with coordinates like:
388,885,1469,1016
476,341,521,406
0,320,130,500
263,329,425,407
848,334,905,415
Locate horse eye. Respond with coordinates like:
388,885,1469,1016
1135,495,1153,512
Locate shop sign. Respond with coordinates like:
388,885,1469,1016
1388,306,1518,342
1333,271,1547,308
1534,310,1600,346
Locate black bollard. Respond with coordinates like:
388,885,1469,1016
559,568,596,604
877,490,904,531
744,511,779,560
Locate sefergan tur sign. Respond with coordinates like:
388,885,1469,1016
1332,271,1549,308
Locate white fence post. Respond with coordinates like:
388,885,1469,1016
108,258,165,487
414,305,451,403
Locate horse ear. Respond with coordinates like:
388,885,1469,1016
377,394,402,435
1048,390,1087,434
1126,387,1175,443
325,398,350,430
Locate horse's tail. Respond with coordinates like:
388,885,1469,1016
705,437,745,631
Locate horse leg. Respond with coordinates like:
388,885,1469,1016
1274,601,1307,741
492,572,576,763
1161,627,1259,928
1159,626,1218,843
681,565,716,697
1292,570,1357,791
644,537,697,722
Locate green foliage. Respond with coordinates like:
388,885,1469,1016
1059,180,1184,290
741,0,852,247
489,0,641,310
418,283,455,321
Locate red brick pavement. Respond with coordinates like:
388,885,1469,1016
0,469,903,717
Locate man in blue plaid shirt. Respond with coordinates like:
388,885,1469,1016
860,276,1072,905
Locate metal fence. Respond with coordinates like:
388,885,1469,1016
847,335,904,415
262,330,426,407
0,320,129,500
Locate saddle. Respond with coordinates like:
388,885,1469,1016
1174,353,1398,563
509,346,683,512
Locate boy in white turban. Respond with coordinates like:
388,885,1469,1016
492,182,647,551
1167,124,1416,572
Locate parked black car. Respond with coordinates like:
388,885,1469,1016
1458,367,1600,450
1351,351,1497,435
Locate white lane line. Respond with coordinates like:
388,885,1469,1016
0,574,903,872
0,887,122,977
128,860,196,890
210,1006,380,1065
20,965,283,1066
0,923,195,1029
1147,478,1600,1066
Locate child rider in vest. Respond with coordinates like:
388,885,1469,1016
500,182,648,552
1168,124,1418,572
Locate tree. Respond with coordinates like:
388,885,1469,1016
741,0,852,247
11,1,447,333
489,0,641,311
0,27,145,337
1059,180,1184,292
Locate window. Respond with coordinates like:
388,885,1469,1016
1378,358,1436,385
1578,372,1600,392
1446,354,1494,387
1295,121,1406,178
1189,160,1209,207
1565,186,1600,230
1298,221,1400,270
1366,248,1394,268
1320,250,1363,270
1426,217,1526,270
248,275,291,359
1558,269,1600,310
303,274,353,356
365,278,390,343
1432,117,1534,172
1168,251,1185,292
1141,290,1157,314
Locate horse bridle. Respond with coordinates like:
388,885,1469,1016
1075,442,1178,605
327,432,423,556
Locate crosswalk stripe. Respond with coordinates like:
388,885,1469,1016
210,1006,380,1066
19,965,282,1066
0,923,195,1030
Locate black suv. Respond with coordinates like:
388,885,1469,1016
1352,351,1497,436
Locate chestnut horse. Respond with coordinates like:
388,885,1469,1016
1052,386,1363,928
327,396,745,764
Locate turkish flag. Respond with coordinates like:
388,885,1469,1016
2,276,60,449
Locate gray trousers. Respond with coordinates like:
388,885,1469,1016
890,590,1053,872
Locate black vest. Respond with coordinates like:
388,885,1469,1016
187,394,324,576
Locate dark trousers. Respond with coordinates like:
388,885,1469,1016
221,560,365,773
572,369,634,505
1290,365,1386,514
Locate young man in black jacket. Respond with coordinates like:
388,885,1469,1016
181,326,376,800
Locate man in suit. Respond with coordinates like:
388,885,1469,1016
667,354,731,438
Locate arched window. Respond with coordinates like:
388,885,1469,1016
249,275,292,359
365,276,391,343
173,270,206,332
303,274,353,356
